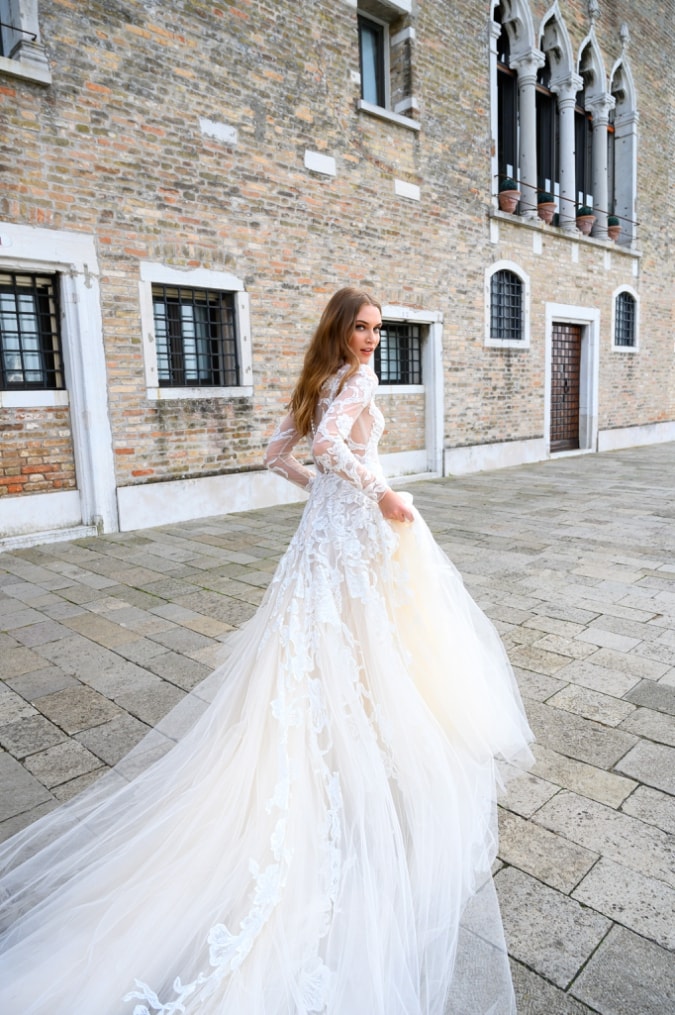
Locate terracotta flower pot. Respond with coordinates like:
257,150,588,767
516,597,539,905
537,202,556,224
498,190,520,213
576,214,596,236
608,224,621,241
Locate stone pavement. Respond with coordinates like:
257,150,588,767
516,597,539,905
1,443,674,1014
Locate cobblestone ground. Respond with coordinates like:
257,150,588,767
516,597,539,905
1,443,674,1014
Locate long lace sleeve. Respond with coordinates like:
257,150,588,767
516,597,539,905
264,414,315,491
312,367,389,502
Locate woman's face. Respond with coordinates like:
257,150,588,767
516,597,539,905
348,303,382,365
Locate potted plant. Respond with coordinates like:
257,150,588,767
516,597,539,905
607,215,621,241
498,177,520,213
537,191,556,224
576,204,596,236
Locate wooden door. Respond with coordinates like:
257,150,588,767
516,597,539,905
550,323,582,452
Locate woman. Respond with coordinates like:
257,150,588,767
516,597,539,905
0,288,533,1014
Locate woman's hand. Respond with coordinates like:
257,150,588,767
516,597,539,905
378,489,415,523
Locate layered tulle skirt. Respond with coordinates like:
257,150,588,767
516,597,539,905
0,475,533,1014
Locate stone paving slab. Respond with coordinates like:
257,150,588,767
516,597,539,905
1,442,674,1012
570,925,675,1015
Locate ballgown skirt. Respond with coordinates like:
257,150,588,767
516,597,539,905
0,474,533,1014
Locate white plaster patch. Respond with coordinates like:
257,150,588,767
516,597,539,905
199,117,238,145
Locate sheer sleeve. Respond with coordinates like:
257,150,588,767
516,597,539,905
312,367,390,502
264,414,315,491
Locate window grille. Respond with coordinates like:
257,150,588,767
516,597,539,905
490,270,524,342
358,14,386,107
152,285,239,387
0,272,64,389
614,291,636,347
375,322,422,385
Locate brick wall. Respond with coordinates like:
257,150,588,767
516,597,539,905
0,0,672,511
0,407,77,496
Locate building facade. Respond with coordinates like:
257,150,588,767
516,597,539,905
1,0,673,546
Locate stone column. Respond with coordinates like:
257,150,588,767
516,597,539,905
552,74,583,231
587,93,616,239
511,51,545,216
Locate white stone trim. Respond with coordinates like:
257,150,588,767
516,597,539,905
380,449,428,476
138,262,253,398
0,221,118,535
381,303,443,475
394,178,420,201
445,437,547,476
0,489,84,541
0,0,51,85
117,470,308,532
357,99,420,131
611,284,640,352
0,389,69,408
485,261,531,348
598,422,675,453
391,26,415,46
545,302,600,453
304,150,337,176
376,384,423,395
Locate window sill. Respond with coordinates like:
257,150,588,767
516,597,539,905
485,339,530,350
611,344,639,354
357,99,420,132
0,53,51,85
147,386,254,401
377,384,424,394
489,208,641,257
0,390,69,408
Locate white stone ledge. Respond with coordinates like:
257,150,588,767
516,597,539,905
357,99,420,132
0,54,51,85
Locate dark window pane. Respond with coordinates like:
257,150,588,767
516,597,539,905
358,15,385,107
490,271,523,341
374,322,422,385
152,286,239,387
0,273,64,390
615,292,636,347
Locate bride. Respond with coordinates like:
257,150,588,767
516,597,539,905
0,287,533,1014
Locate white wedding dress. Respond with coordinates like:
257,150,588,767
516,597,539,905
0,364,533,1015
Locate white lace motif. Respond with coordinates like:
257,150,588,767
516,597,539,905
124,365,398,1014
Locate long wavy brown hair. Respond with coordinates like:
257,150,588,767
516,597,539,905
290,287,382,437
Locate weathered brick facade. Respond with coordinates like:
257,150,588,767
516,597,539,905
0,0,672,542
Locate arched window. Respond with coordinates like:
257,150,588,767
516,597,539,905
609,59,638,244
575,76,594,208
488,268,528,346
614,290,637,349
495,5,519,183
536,53,559,194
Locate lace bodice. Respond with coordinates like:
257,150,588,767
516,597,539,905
264,364,389,503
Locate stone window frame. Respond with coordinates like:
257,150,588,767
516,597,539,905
0,0,51,84
350,0,420,132
611,285,639,353
489,2,637,244
0,269,66,396
139,263,253,401
375,319,424,387
0,221,118,533
485,260,531,349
